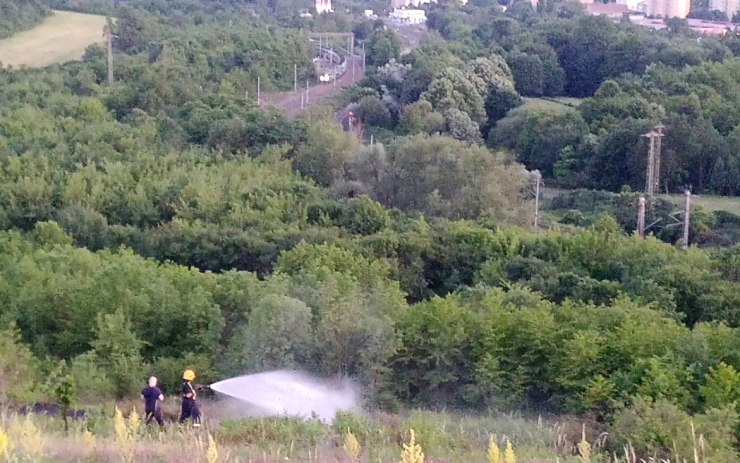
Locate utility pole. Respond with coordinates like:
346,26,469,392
306,80,309,105
637,195,646,237
105,17,115,87
161,41,169,80
294,63,297,92
682,188,691,250
257,76,261,106
533,170,542,230
642,124,665,196
654,124,664,193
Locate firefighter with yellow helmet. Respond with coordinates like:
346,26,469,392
179,369,201,427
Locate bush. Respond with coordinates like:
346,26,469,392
0,323,40,407
610,396,739,461
68,352,115,405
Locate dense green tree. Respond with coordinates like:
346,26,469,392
353,134,530,221
293,120,358,188
421,68,486,123
366,29,402,67
0,0,49,39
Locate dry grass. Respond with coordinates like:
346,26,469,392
0,10,107,68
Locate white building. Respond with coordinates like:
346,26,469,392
709,0,740,18
391,0,435,9
646,0,690,17
388,8,427,24
315,0,333,14
616,0,643,11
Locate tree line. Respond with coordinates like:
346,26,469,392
0,0,49,40
349,3,740,196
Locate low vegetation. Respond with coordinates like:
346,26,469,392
0,407,731,462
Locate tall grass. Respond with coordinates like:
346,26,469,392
0,408,726,463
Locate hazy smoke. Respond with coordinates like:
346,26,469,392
210,370,360,422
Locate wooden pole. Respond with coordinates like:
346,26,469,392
654,124,664,193
106,17,114,87
257,76,261,106
294,63,297,92
306,80,309,105
533,171,541,230
682,189,691,250
637,195,646,238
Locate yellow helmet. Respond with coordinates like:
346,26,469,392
183,369,196,381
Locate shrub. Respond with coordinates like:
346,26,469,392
610,396,738,460
0,323,39,408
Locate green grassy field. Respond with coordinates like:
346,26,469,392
519,97,580,114
660,193,740,215
0,10,107,68
544,187,740,215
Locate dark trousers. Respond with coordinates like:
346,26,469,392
145,406,164,427
179,398,201,426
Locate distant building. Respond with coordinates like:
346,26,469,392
315,0,333,14
390,0,435,9
645,0,689,18
388,8,427,24
628,13,731,33
586,2,630,16
709,0,740,19
616,0,643,11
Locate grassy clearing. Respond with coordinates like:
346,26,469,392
660,193,740,215
520,97,579,114
0,10,107,68
545,187,740,216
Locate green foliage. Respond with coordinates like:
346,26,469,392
366,29,402,67
0,0,49,39
352,135,530,222
0,323,39,407
700,362,740,410
91,311,145,398
294,120,358,188
611,397,739,461
220,294,311,375
68,352,115,404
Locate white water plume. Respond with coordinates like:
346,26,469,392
210,370,360,422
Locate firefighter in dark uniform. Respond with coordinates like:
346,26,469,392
179,369,201,427
141,376,165,429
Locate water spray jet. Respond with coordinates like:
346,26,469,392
209,370,360,422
